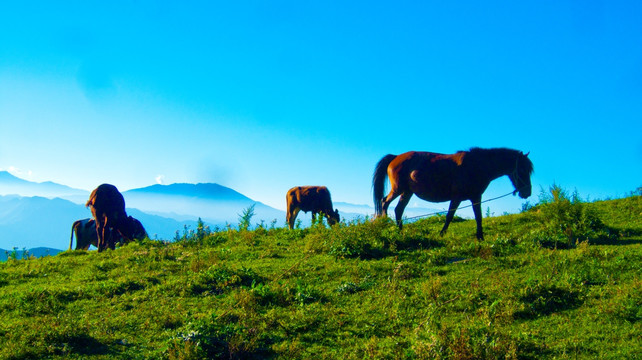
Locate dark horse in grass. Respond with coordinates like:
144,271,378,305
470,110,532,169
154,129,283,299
373,147,533,240
86,184,133,251
70,216,148,251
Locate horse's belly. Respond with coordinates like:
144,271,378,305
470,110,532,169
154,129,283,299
410,170,456,202
414,191,452,203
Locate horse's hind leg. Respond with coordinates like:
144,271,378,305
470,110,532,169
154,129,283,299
381,189,400,217
394,192,412,229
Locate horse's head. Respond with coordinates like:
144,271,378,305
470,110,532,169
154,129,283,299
327,209,341,226
510,151,533,199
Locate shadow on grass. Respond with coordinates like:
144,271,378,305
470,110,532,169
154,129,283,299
535,226,642,249
396,235,445,252
66,334,111,355
590,227,642,246
354,236,445,260
514,285,583,320
8,334,111,360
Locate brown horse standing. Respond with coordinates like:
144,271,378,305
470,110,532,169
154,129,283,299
286,186,340,229
86,184,129,251
373,147,533,240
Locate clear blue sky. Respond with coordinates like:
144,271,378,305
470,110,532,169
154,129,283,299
1,1,640,215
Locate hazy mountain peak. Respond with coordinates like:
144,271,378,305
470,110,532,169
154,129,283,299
125,182,251,201
0,171,26,183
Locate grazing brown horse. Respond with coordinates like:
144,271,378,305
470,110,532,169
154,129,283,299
373,147,533,240
69,216,147,251
86,184,129,251
286,186,340,229
70,218,115,250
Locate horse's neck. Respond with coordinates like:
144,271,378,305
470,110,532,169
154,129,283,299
477,152,515,181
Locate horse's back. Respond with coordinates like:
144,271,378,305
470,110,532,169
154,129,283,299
391,151,464,166
386,151,470,202
388,151,464,178
287,186,332,212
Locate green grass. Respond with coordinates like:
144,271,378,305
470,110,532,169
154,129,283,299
1,193,640,359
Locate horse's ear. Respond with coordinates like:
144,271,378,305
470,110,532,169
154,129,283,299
525,151,530,157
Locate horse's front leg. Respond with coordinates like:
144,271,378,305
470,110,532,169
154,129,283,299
107,226,117,250
103,219,114,250
471,198,484,240
440,199,462,236
103,217,117,250
96,218,106,252
287,208,300,229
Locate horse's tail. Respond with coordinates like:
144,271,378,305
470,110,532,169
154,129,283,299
373,154,397,216
70,220,80,250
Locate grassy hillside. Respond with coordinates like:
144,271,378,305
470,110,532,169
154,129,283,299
1,190,640,359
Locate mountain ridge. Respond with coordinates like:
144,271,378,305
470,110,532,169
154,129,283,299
0,247,62,261
0,174,287,249
0,172,397,250
0,171,87,198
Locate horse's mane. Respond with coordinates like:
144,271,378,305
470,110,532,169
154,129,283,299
465,147,534,175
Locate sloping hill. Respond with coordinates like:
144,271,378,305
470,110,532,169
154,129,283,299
0,195,639,359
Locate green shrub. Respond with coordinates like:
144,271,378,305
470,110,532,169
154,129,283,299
238,204,256,231
168,314,272,360
530,185,613,247
188,264,262,295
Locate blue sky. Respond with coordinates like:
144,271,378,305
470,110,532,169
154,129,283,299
1,1,640,216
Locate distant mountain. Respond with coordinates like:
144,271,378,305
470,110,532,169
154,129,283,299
0,171,88,201
0,195,199,250
335,202,375,217
0,195,90,249
0,247,63,261
123,183,285,226
334,201,449,221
